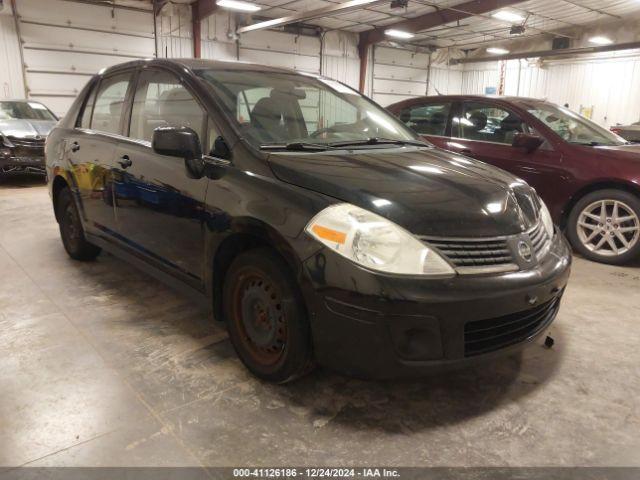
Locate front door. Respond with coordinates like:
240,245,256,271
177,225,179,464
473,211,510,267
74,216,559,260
111,68,213,285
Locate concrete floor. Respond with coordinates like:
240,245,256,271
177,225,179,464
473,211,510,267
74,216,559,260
1,174,639,469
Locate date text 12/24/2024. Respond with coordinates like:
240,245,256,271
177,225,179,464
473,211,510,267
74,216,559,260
233,468,401,478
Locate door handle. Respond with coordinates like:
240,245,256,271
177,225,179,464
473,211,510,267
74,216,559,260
118,155,132,169
70,142,80,152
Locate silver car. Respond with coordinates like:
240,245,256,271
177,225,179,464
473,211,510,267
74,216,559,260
611,122,640,143
0,100,58,177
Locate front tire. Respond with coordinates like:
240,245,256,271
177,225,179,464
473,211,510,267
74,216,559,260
222,248,314,383
57,187,102,261
567,189,640,265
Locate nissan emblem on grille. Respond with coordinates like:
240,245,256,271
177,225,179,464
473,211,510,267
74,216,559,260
518,240,533,262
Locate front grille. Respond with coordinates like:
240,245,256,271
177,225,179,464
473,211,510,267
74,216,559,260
7,136,45,159
464,296,561,357
422,220,552,274
426,238,517,273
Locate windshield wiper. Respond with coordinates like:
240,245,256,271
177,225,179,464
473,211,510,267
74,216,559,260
328,137,429,148
260,142,333,152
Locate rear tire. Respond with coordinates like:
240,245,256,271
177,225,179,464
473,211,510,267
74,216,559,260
222,248,314,383
567,189,640,265
56,187,102,261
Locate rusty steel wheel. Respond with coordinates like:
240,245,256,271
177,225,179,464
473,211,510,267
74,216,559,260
223,248,314,383
231,269,287,367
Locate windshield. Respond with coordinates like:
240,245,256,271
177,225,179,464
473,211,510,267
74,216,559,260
195,69,419,149
0,101,56,121
525,103,626,146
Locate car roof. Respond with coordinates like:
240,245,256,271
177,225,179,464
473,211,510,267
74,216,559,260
100,58,305,77
391,94,550,107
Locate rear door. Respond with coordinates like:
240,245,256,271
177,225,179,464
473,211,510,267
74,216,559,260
395,101,453,150
67,71,134,240
111,67,212,286
445,100,563,203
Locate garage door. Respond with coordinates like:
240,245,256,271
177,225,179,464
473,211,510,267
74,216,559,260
238,30,321,75
13,0,155,116
371,46,429,106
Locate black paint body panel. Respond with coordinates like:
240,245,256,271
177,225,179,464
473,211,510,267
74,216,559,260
45,59,571,378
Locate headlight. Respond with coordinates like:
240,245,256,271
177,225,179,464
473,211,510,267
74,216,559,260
0,134,14,149
305,203,455,276
539,200,554,237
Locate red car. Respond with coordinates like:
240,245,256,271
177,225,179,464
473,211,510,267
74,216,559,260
388,95,640,265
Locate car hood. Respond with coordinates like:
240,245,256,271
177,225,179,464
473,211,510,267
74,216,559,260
0,119,56,138
591,144,640,162
267,146,540,238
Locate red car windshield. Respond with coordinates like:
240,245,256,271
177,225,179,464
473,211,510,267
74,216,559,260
524,103,626,146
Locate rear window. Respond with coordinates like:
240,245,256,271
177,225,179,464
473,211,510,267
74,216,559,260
77,82,98,129
90,73,132,135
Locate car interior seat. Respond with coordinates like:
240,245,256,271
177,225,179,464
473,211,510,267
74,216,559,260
498,114,524,144
251,96,287,142
465,111,488,141
250,89,308,142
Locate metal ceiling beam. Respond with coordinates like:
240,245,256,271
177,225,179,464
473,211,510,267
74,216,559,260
236,0,390,34
359,0,529,47
451,40,640,64
356,0,528,92
193,0,218,20
191,0,218,58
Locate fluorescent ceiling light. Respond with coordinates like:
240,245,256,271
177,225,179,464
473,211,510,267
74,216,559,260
216,0,261,12
487,47,510,55
492,10,524,23
589,36,613,45
385,29,414,39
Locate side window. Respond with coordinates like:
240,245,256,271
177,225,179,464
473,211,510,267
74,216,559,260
77,82,98,129
91,73,132,135
456,102,527,144
129,70,207,145
398,103,451,136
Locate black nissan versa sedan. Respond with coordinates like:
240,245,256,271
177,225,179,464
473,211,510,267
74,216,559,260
45,59,571,382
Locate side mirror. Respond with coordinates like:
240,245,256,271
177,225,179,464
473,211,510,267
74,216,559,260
512,132,544,153
152,126,204,179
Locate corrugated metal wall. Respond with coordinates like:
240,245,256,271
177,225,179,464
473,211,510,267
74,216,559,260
462,52,640,127
321,31,359,90
11,0,155,116
429,64,463,96
156,3,193,59
201,12,236,62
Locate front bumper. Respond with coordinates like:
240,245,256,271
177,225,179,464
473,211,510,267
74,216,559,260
0,155,46,174
300,232,572,379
